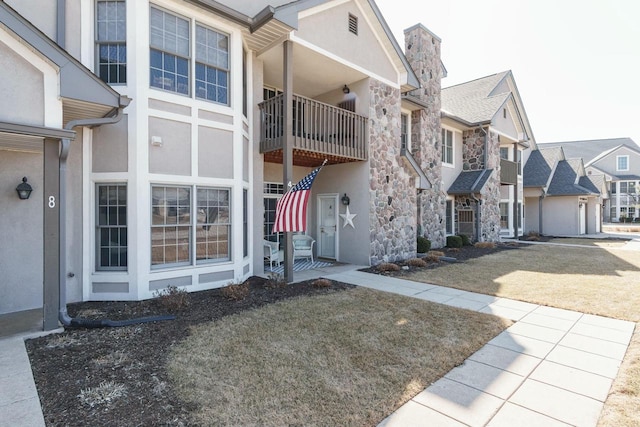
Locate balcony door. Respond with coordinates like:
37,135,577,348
317,194,338,259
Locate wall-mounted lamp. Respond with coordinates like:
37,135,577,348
342,84,350,94
341,193,350,206
16,177,33,200
150,135,163,147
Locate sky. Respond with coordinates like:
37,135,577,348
375,0,640,146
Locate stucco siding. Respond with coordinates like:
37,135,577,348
148,117,191,176
0,150,43,314
198,126,233,179
93,115,128,173
493,107,519,140
296,2,397,84
5,0,56,40
524,196,540,233
0,39,45,126
542,196,579,235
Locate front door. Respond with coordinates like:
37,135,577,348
579,203,586,234
318,195,338,259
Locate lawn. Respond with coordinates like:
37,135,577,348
168,287,510,426
399,242,640,427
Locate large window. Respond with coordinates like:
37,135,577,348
195,24,229,104
263,182,284,246
617,155,629,171
97,184,127,270
96,0,126,84
151,186,231,268
441,129,453,164
499,202,509,229
150,7,190,95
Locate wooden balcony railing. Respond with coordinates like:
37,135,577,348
259,94,368,161
500,159,519,185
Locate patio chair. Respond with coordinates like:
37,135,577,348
292,234,315,263
263,240,282,270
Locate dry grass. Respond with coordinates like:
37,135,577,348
599,327,640,426
405,258,427,267
401,243,640,427
168,288,510,426
404,244,640,321
377,262,401,272
474,242,496,249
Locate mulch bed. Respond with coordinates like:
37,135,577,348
360,242,522,277
25,277,354,426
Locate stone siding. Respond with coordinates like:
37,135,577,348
462,128,486,170
404,24,446,248
368,79,417,265
480,131,502,241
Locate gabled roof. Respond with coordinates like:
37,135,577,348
523,147,564,188
539,138,640,164
0,1,126,120
204,0,419,89
441,71,510,124
547,159,599,196
448,169,493,194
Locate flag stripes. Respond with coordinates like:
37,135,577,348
273,162,325,233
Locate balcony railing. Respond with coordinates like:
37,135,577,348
259,94,368,161
500,159,518,185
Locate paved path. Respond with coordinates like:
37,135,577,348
1,262,635,426
323,270,636,427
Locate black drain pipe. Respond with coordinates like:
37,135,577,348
59,97,174,328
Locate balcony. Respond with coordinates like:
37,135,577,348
259,94,368,167
500,159,518,185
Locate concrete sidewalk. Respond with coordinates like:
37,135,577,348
324,270,635,427
1,266,635,426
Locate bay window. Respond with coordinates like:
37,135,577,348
96,0,126,84
150,7,190,95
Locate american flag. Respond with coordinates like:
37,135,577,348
273,161,326,233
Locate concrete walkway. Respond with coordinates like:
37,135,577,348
1,263,635,426
323,270,635,427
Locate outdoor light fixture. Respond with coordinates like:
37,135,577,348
16,177,33,200
342,84,350,94
341,193,350,206
150,135,163,147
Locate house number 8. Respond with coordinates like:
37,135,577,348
48,196,56,208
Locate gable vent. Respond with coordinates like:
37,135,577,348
348,14,358,35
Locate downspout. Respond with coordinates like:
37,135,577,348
58,97,173,328
471,193,482,242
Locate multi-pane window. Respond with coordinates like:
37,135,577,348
445,200,453,235
401,113,409,150
499,202,509,229
196,188,230,263
611,182,617,194
151,186,191,267
617,155,629,171
97,184,127,270
151,186,231,268
500,147,509,160
441,129,453,164
263,182,284,245
620,182,628,193
96,0,126,84
150,7,190,95
195,24,229,104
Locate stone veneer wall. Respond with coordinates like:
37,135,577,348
368,79,417,264
480,131,501,241
462,128,486,170
404,24,446,248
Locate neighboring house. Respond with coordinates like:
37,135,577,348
523,147,606,235
440,71,534,240
540,138,640,222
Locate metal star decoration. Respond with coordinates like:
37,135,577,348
339,205,357,228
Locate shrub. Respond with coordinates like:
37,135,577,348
221,281,250,301
266,273,286,289
525,231,540,241
406,258,427,267
312,278,333,288
475,241,496,249
457,234,471,246
377,262,401,272
446,235,463,248
425,250,445,262
153,285,191,311
428,250,445,257
416,236,431,253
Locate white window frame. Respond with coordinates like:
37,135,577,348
194,23,230,105
441,127,454,166
150,184,231,269
96,183,128,271
617,155,629,171
499,201,509,230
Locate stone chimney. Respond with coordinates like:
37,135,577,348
403,24,446,248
